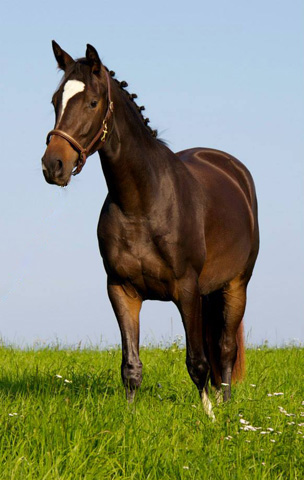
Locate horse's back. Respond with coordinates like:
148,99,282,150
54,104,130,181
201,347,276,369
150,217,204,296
176,147,259,293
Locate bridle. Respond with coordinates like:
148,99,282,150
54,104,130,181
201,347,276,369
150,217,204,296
46,69,114,176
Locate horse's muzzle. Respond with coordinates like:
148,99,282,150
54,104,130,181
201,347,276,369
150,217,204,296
41,136,78,187
41,155,68,186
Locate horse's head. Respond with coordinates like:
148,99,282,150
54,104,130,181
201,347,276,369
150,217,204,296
42,41,113,186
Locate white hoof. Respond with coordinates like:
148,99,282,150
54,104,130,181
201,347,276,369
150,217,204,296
215,389,223,405
201,390,216,421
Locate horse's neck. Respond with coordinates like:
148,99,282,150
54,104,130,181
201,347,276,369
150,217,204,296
98,89,175,214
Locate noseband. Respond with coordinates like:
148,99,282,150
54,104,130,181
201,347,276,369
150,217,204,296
46,69,114,176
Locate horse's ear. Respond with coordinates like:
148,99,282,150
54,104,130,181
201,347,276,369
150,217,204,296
86,44,102,74
52,40,74,71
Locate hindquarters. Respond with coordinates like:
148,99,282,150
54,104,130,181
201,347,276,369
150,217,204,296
176,147,259,400
177,147,259,295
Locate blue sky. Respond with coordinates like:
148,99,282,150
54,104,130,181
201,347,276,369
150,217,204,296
0,0,303,346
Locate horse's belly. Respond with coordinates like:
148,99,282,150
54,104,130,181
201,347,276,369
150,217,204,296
198,235,252,294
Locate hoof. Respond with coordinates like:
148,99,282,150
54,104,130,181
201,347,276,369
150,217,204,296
201,390,216,422
126,389,136,403
215,389,223,405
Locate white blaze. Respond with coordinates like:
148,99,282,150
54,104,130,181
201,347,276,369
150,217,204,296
59,80,85,120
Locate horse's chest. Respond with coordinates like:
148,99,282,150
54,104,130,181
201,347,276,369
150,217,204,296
98,218,175,299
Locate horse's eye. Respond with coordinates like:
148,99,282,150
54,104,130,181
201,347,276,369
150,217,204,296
90,100,98,108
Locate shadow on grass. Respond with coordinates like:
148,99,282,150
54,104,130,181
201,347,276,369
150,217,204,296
0,372,194,406
0,372,120,398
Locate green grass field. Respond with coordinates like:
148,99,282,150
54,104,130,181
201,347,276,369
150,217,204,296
0,344,303,479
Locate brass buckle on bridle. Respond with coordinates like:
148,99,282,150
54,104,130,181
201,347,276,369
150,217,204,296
100,121,108,143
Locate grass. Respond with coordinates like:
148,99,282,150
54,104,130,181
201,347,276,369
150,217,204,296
0,344,303,479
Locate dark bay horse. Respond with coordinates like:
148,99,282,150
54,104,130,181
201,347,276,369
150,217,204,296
42,42,259,418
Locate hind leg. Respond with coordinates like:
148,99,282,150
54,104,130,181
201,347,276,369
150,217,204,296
220,277,247,401
202,290,225,403
176,276,215,420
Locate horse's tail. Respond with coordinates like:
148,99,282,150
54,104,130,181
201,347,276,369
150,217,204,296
232,320,245,383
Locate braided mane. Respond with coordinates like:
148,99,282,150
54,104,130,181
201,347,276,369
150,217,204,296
69,59,165,145
104,66,165,145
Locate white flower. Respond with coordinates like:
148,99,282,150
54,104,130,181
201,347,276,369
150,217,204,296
250,384,256,387
243,425,258,432
267,428,274,432
55,374,63,378
270,439,276,443
64,379,72,384
221,383,229,387
183,466,189,470
240,418,250,425
8,413,18,417
267,394,273,397
273,392,284,396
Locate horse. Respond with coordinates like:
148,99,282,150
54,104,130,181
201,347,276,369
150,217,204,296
42,42,259,419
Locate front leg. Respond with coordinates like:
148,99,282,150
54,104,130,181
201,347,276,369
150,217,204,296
108,281,143,402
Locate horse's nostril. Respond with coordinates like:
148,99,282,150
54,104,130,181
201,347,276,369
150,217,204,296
57,159,63,172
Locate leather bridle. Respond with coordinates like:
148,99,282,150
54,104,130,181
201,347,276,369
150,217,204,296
46,69,114,176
